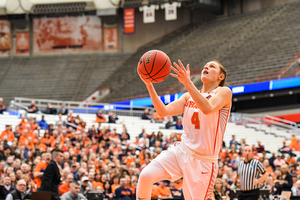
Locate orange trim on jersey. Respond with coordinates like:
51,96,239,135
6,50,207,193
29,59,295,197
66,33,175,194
204,163,214,200
213,111,220,153
220,109,231,146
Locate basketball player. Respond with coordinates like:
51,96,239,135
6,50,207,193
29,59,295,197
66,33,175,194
136,60,232,200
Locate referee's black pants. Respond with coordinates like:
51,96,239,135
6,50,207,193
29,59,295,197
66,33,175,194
238,189,260,200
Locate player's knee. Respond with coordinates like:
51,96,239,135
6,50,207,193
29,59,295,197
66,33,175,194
139,168,154,183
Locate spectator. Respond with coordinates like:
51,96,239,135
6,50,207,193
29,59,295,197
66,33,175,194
115,178,133,199
212,178,229,200
79,176,92,197
279,140,293,154
27,100,38,113
59,173,74,196
103,180,114,199
138,133,149,148
230,179,240,190
96,109,106,123
269,152,276,170
61,182,87,200
256,141,265,153
19,115,29,130
169,181,181,198
141,109,151,120
1,125,15,143
138,128,146,138
292,180,300,196
39,149,64,200
43,103,57,115
274,163,293,196
174,118,183,130
119,124,130,142
59,104,68,115
165,116,174,129
153,180,172,199
111,174,120,194
0,176,15,199
38,116,49,130
5,179,31,200
0,98,5,114
273,154,286,168
263,159,274,177
108,111,118,123
229,135,240,148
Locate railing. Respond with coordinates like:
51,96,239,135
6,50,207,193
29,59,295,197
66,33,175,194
230,112,300,137
277,51,300,79
11,97,145,117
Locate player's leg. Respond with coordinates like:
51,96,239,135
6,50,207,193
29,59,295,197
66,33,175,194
136,160,171,200
182,160,218,200
136,145,183,200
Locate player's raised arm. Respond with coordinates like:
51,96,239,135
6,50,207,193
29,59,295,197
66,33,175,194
171,60,232,115
137,67,188,117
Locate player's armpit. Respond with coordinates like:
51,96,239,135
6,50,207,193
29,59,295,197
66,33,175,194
201,87,232,115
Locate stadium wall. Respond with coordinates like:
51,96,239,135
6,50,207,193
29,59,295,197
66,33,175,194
121,7,216,52
224,0,300,16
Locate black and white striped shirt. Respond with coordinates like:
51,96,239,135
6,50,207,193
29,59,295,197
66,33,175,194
237,158,266,191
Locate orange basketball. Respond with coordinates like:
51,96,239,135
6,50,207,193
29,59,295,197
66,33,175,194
138,50,171,83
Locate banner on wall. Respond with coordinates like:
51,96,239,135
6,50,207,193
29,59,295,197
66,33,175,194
104,27,118,50
16,32,30,54
161,2,181,21
33,16,102,53
0,20,11,55
123,8,135,34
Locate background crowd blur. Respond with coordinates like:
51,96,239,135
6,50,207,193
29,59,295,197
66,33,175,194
1,103,300,200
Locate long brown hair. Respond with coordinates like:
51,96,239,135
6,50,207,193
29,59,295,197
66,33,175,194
213,60,227,87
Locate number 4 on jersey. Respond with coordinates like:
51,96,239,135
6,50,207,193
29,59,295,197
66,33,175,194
191,112,200,129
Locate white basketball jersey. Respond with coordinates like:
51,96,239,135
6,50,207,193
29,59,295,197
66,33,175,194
181,87,230,156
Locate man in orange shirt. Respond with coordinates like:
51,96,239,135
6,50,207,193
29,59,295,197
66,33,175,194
153,180,172,199
58,173,74,196
19,115,29,129
33,152,51,189
96,109,106,123
1,125,15,142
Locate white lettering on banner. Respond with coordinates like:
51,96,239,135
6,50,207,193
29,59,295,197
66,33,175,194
232,86,245,94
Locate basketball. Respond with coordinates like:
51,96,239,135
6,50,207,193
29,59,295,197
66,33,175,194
138,50,171,83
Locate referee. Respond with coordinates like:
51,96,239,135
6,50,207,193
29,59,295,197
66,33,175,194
237,145,268,200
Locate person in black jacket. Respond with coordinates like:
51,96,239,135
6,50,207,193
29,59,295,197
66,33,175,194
0,176,15,200
274,163,293,196
5,179,31,200
39,149,64,200
0,98,5,114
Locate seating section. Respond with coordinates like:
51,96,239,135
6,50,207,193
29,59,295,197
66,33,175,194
1,2,300,104
0,113,289,154
101,1,300,102
0,53,132,105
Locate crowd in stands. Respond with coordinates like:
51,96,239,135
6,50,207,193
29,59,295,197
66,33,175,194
1,100,300,199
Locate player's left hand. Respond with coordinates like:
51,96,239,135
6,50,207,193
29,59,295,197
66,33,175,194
171,60,191,85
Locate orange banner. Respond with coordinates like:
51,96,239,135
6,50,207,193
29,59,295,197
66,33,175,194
0,20,11,55
16,32,30,54
104,27,118,50
33,16,102,53
124,8,135,34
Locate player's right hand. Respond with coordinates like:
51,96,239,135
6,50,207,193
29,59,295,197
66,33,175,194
137,67,152,86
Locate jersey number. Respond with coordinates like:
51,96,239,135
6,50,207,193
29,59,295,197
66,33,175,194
191,112,200,129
